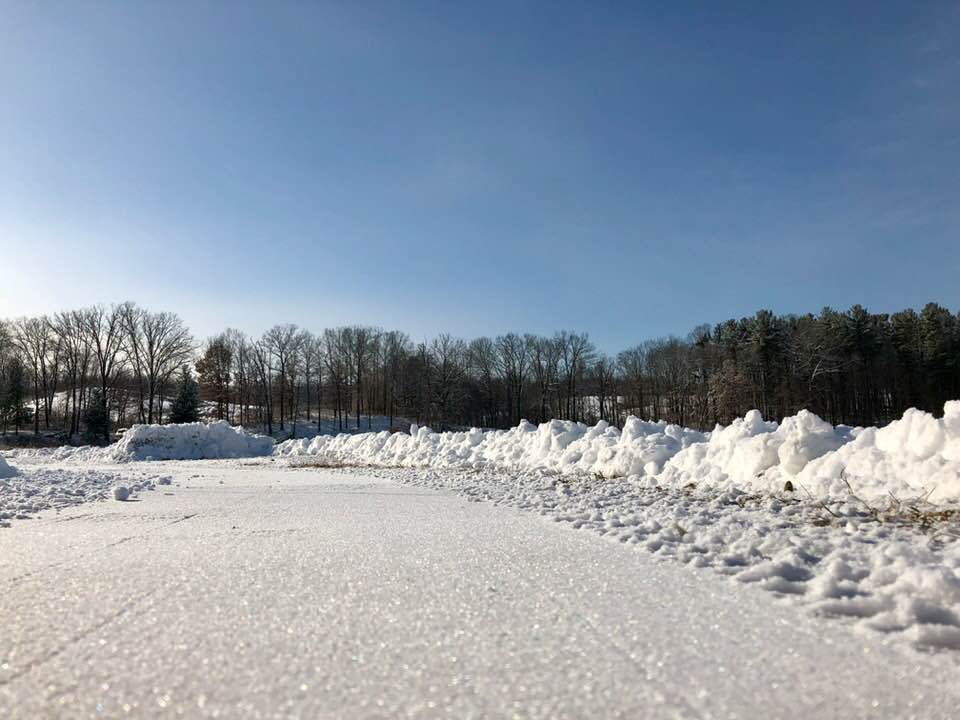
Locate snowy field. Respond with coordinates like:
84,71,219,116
3,407,960,715
3,460,960,718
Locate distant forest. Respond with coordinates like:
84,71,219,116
1,301,958,440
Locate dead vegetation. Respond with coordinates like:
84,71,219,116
787,469,960,541
284,455,404,471
671,472,960,541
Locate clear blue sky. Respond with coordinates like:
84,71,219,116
1,1,958,351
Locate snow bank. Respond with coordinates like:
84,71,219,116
109,421,274,461
658,409,853,494
8,421,274,463
276,403,960,502
275,417,707,477
0,455,17,479
791,401,960,502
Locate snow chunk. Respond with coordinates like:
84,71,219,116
0,455,17,479
113,485,130,501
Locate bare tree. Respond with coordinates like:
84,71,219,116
495,333,533,424
139,311,194,424
53,310,92,437
467,337,498,428
223,329,250,425
263,324,301,433
300,331,318,423
429,333,465,429
349,326,374,430
530,336,560,423
13,317,57,434
196,335,233,420
251,339,274,435
617,345,646,421
83,305,126,439
557,331,594,422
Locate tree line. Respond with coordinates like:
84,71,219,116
1,301,958,440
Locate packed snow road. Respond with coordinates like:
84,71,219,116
1,463,958,719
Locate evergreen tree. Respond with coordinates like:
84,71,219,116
169,368,201,424
82,389,109,442
195,337,232,420
0,357,28,434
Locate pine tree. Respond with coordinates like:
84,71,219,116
195,337,232,420
1,357,28,434
82,389,109,442
169,368,201,424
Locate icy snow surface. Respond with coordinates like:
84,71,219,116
272,404,960,652
2,463,959,718
349,464,960,652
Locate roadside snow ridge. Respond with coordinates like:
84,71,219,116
277,402,960,502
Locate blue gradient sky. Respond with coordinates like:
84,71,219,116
1,1,958,351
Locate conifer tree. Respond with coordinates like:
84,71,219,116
169,368,201,424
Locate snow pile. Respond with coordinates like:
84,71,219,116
9,421,274,463
275,417,707,477
658,409,852,494
791,402,960,502
109,421,274,461
0,454,17,479
277,403,960,503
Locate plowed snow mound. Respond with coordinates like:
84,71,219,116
791,401,960,501
111,421,274,461
10,421,274,463
276,402,960,502
275,417,707,477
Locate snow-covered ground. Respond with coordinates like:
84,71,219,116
353,464,960,651
270,405,960,652
3,405,960,665
2,462,959,718
1,422,269,523
0,465,171,528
